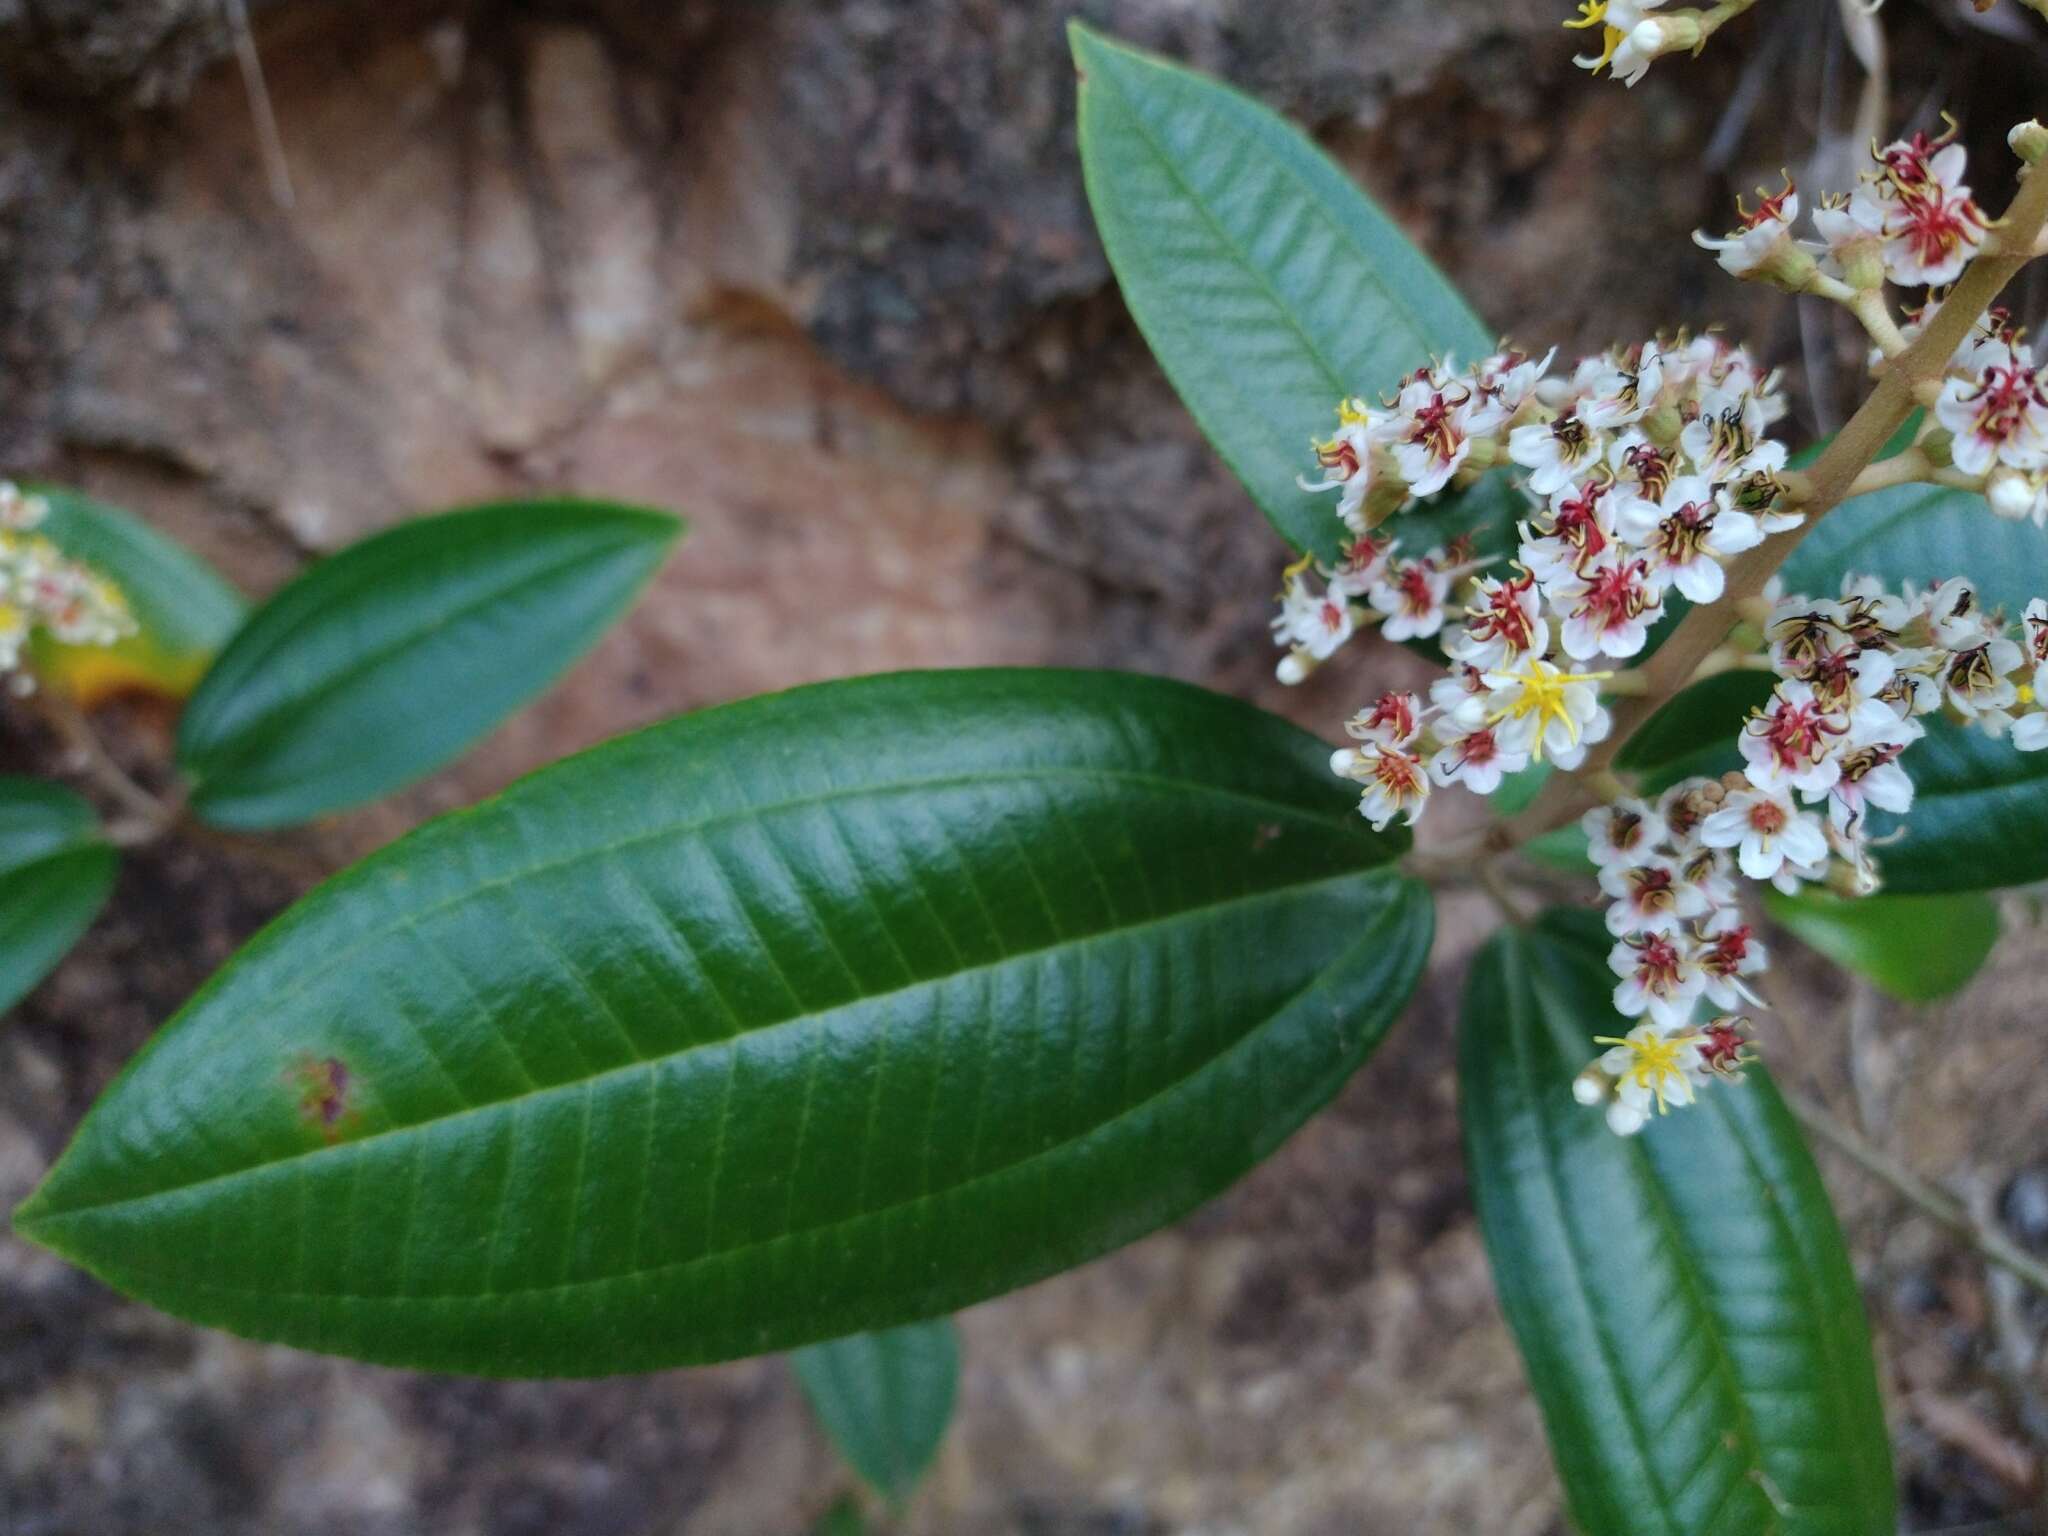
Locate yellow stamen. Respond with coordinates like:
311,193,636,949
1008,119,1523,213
1593,1031,1703,1114
1563,0,1608,29
1485,659,1613,763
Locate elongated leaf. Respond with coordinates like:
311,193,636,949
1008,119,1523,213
18,669,1433,1376
25,487,247,704
1765,887,1999,1003
794,1318,959,1502
1462,911,1894,1536
176,499,682,830
1071,22,1509,561
0,778,117,1017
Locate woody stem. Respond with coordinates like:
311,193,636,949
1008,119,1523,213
1407,158,2048,883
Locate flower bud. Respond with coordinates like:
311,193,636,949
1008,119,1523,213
1989,468,2040,522
1278,650,1314,686
1920,429,1955,470
1634,15,1702,57
1573,1068,1611,1106
1329,746,1360,777
2012,120,2048,167
1606,1100,1648,1137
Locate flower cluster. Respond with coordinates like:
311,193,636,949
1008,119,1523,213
1696,129,1990,292
1286,333,1799,836
0,483,135,682
1572,567,2048,1130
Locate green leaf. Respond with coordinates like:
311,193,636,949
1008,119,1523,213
811,1501,865,1536
1462,911,1894,1536
25,487,247,705
794,1318,959,1502
176,499,682,830
1070,22,1497,561
18,669,1433,1376
0,778,118,1017
1765,887,1999,1003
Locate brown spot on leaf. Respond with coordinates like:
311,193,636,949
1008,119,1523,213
286,1055,353,1142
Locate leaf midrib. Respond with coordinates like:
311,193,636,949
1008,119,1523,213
184,528,658,778
31,878,1417,1301
25,860,1392,1229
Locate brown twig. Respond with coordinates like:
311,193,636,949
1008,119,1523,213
1786,1089,2048,1300
1407,159,2048,883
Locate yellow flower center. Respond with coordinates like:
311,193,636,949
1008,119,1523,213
1594,1030,1703,1114
1486,659,1612,762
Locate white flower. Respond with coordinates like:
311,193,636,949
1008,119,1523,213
1739,681,1849,795
1508,412,1604,498
1813,188,1887,283
1923,576,1998,649
1583,796,1668,867
2014,711,2048,752
1345,690,1424,748
1445,572,1549,671
1694,183,1810,282
1874,138,1989,288
1699,782,1829,883
1579,345,1665,430
1331,739,1430,832
1429,666,1494,733
1595,1024,1710,1135
1480,655,1613,768
1553,553,1665,661
1388,373,1474,497
1614,475,1772,604
1599,855,1710,937
1300,402,1387,531
1935,356,2048,477
1271,570,1355,662
1427,719,1529,795
1679,383,1790,483
1827,737,1915,831
1695,910,1768,1011
1367,553,1452,642
1940,636,2026,722
1519,480,1617,587
1609,932,1707,1031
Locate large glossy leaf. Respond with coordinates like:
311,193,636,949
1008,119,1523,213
1765,887,1999,1003
794,1318,959,1502
17,669,1434,1376
1462,911,1894,1536
176,499,682,830
0,778,118,1017
25,487,247,704
1070,22,1509,562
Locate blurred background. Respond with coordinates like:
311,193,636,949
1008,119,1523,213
3,1,2048,1531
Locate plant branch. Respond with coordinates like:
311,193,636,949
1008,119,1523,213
1409,160,2048,882
1787,1090,2048,1300
27,690,183,844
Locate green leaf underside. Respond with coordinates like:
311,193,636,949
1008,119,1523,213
25,486,248,700
1462,911,1894,1536
1071,22,1494,561
1765,887,1999,1003
0,778,118,1017
176,499,682,831
19,670,1433,1376
794,1318,959,1502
